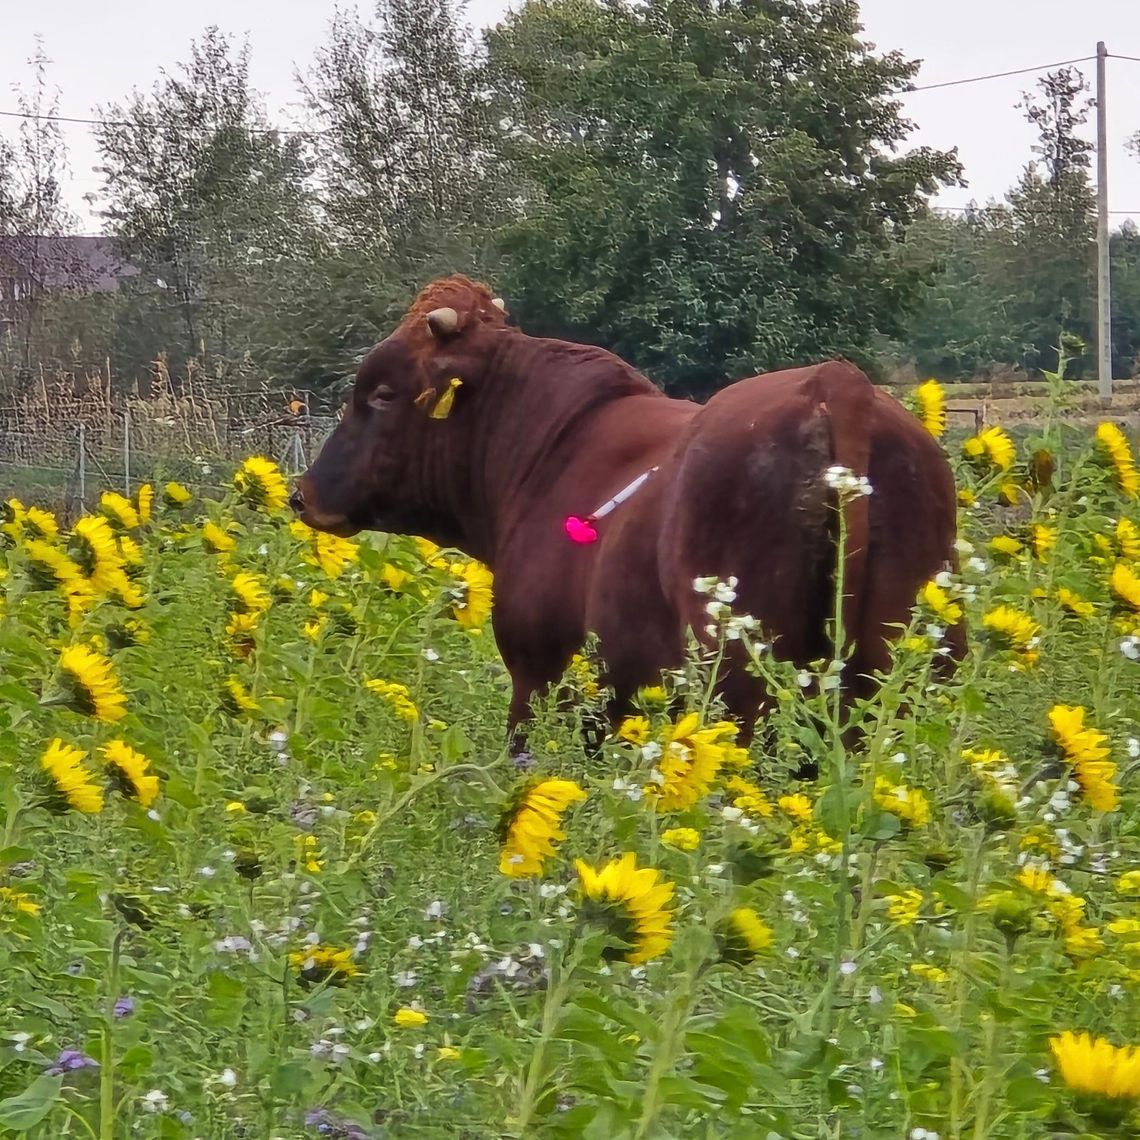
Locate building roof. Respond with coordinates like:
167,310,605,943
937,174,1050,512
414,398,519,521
0,234,136,293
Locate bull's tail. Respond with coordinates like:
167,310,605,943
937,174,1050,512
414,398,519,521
819,370,874,656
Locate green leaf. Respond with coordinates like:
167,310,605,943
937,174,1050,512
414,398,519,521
815,783,850,838
0,1074,64,1130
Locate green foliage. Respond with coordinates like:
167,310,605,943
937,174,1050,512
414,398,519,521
484,0,962,396
92,27,320,379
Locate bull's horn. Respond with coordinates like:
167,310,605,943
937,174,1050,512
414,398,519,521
491,297,506,312
426,306,459,337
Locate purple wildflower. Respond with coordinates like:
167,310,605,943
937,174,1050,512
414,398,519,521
47,1049,99,1075
113,996,136,1019
511,751,536,773
303,1107,371,1139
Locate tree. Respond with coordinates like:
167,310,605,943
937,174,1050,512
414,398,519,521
303,0,503,274
1001,67,1096,373
885,208,1035,379
1110,220,1140,378
482,0,961,396
93,27,319,378
0,41,78,376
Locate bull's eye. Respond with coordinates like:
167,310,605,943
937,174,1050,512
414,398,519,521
368,384,397,410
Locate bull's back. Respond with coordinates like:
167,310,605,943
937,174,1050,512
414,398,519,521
655,361,958,664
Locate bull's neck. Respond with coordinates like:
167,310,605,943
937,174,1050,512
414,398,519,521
440,334,666,566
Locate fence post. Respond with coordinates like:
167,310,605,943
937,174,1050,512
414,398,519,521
123,409,131,496
77,421,87,512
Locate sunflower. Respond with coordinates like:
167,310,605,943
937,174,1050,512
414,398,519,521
414,537,448,570
71,516,143,607
22,506,59,541
0,886,41,916
364,679,418,722
1048,704,1118,812
660,827,701,851
23,538,88,591
72,515,120,577
617,715,651,745
1049,1032,1140,1100
1115,518,1140,561
982,605,1041,662
913,379,946,439
117,535,144,568
646,714,738,812
918,579,963,625
990,535,1024,558
909,963,949,984
230,572,271,616
226,611,260,642
134,483,154,525
1057,587,1095,618
100,491,140,530
163,482,192,507
312,532,358,578
100,740,160,807
449,560,494,629
1110,562,1140,611
0,498,24,544
202,521,237,554
380,563,411,591
725,775,773,818
57,644,128,723
884,890,923,925
962,426,1016,471
234,456,289,512
222,676,260,716
717,906,774,963
873,777,931,828
957,488,978,508
393,1007,428,1027
574,852,675,964
1095,422,1140,499
778,793,813,823
289,944,359,986
498,778,587,877
39,738,104,814
1030,524,1057,560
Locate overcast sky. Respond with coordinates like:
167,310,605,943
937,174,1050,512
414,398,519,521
3,0,1139,231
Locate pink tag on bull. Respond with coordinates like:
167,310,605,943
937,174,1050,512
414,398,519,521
564,515,598,544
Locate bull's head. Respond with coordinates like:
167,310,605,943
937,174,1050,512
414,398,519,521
291,277,509,549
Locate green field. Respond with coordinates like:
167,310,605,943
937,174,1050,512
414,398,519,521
1,406,1139,1139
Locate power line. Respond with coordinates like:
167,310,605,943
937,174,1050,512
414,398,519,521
0,53,1116,127
908,55,1095,92
1107,53,1140,64
0,107,323,135
932,204,1140,215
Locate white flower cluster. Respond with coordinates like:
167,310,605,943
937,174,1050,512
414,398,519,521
1120,635,1140,661
823,464,873,498
692,575,766,643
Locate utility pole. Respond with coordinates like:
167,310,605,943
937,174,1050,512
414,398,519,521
1096,41,1112,400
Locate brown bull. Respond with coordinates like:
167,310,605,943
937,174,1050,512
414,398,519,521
293,275,963,741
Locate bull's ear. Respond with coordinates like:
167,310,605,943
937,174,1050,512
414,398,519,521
426,306,460,339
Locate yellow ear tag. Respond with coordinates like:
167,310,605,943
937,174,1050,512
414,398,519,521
430,377,463,420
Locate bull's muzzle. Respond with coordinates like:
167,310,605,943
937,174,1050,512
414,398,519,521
289,476,360,536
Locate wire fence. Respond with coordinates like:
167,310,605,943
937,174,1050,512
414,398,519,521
0,371,336,519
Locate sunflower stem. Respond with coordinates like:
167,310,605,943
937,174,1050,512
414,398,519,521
514,944,578,1134
634,963,701,1139
99,929,125,1140
971,937,1012,1139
